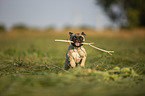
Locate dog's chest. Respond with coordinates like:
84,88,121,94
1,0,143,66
72,49,80,59
69,47,86,63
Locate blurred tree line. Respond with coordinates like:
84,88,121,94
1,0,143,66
0,24,93,33
12,24,29,30
97,0,145,28
0,24,6,32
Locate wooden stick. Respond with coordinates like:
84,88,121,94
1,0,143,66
82,42,94,45
55,39,94,45
55,39,114,55
55,40,73,43
88,44,114,55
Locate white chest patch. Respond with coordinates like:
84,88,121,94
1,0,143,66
71,49,81,63
72,52,80,58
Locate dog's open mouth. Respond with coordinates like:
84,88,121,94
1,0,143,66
75,42,81,46
72,41,83,47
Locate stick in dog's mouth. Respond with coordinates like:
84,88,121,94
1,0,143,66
55,40,93,45
55,39,114,55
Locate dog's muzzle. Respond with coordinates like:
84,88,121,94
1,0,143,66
71,36,84,47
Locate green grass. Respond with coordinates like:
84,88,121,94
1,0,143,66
0,30,145,96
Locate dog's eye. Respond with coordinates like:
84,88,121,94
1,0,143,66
72,36,77,42
79,36,83,41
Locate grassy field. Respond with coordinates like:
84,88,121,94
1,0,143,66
0,29,145,96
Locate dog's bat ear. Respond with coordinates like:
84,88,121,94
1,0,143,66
69,32,74,41
69,32,73,35
81,32,86,36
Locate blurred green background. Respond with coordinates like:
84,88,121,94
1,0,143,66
0,29,145,96
0,0,145,96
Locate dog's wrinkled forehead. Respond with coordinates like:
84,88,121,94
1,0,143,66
69,32,86,41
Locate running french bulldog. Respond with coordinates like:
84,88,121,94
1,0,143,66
65,32,87,70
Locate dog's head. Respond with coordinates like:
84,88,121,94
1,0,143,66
69,32,86,47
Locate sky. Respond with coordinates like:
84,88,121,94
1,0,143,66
0,0,112,29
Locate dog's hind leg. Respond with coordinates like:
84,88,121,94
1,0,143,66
65,57,70,70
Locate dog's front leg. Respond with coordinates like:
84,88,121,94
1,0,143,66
69,55,76,68
80,56,86,67
65,54,76,70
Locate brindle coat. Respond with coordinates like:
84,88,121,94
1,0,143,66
65,32,87,70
